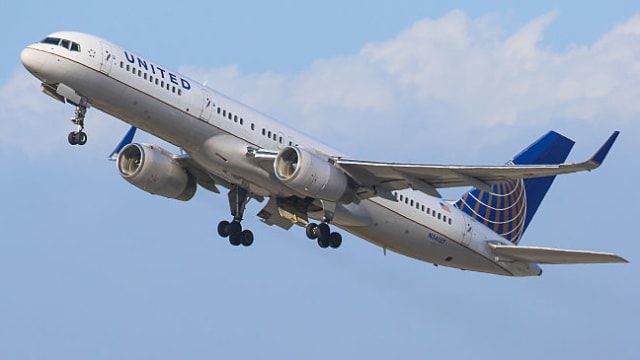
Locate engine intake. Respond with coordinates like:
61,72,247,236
117,143,196,201
274,146,350,202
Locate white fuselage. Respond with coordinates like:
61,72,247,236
21,32,542,276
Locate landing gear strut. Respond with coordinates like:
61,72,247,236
68,98,89,145
217,185,254,247
305,200,342,249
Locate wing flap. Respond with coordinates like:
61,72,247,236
488,243,628,264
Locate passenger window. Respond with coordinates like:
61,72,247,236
234,115,238,122
251,123,255,130
443,215,447,222
178,89,182,96
437,213,441,220
217,107,221,114
448,218,452,225
240,118,244,125
262,128,266,135
267,130,272,138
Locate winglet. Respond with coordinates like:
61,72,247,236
108,126,137,161
590,131,619,166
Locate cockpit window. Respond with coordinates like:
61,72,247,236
40,37,81,52
42,37,61,45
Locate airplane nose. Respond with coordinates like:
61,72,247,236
20,47,44,74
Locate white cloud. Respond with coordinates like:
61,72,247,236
4,11,640,162
182,10,640,161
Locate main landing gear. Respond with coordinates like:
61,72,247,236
68,98,89,145
304,200,342,249
305,222,342,249
217,185,254,247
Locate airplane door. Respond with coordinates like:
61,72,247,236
200,90,213,122
100,42,113,74
462,217,474,246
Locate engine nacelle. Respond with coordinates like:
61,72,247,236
117,143,196,201
274,146,350,202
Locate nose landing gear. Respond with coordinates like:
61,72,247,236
68,98,89,145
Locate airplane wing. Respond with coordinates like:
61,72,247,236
488,243,628,264
334,131,619,198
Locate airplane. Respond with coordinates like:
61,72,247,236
20,31,627,276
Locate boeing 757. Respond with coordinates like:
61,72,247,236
20,32,627,276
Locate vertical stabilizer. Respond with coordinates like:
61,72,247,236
454,131,575,244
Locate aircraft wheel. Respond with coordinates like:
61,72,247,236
329,232,342,249
305,223,318,240
217,220,230,237
228,221,242,246
241,230,254,247
77,131,87,145
68,132,77,145
229,233,242,246
228,221,242,238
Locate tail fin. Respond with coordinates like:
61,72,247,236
454,131,575,244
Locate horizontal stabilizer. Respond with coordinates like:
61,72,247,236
488,243,628,264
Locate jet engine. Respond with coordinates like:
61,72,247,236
274,146,351,202
117,143,196,201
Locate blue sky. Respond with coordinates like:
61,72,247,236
1,1,639,359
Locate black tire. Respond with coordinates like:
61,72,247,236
318,223,330,240
68,132,77,145
217,220,230,237
77,132,87,145
229,233,242,246
317,236,329,248
317,223,330,248
241,230,254,247
305,223,318,240
329,232,342,249
228,221,242,239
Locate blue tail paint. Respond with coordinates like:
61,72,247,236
454,131,575,244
